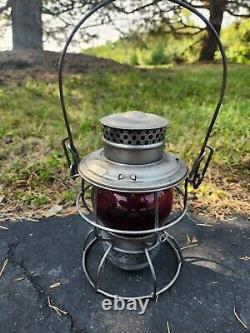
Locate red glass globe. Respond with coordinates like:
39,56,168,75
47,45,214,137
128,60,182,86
93,188,173,231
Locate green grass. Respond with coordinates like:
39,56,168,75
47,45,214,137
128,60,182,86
0,64,249,218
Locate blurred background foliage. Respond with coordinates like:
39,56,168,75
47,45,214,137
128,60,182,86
85,19,250,66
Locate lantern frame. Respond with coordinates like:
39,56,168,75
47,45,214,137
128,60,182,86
78,179,187,300
58,0,227,300
77,179,188,236
82,228,183,301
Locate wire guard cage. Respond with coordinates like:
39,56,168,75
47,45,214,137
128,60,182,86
78,179,188,300
58,1,227,301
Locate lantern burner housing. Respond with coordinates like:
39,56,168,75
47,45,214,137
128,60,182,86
101,111,167,165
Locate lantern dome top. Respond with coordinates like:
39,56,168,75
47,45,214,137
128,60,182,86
79,108,187,192
78,149,187,193
100,111,168,130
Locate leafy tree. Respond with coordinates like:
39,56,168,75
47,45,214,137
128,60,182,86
111,0,250,61
0,0,249,61
222,19,250,63
195,0,250,61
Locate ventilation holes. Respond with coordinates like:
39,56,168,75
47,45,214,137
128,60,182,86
102,126,166,146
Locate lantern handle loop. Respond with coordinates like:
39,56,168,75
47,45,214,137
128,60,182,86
58,0,227,181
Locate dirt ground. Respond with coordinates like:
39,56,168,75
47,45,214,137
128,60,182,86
0,50,131,85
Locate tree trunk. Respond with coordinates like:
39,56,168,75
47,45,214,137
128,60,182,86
11,0,43,50
199,0,227,61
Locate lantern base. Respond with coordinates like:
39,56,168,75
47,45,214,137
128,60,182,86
102,231,160,271
82,228,183,301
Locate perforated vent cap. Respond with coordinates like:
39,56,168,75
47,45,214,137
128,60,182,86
103,126,166,145
101,111,168,146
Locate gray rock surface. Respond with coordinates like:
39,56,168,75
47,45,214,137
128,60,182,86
0,214,249,333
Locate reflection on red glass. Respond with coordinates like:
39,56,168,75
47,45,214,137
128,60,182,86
93,188,173,231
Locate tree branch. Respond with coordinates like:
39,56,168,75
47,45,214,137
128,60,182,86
225,8,250,17
111,0,162,15
227,0,250,9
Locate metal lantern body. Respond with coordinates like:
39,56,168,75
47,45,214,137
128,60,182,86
58,0,227,301
78,111,188,271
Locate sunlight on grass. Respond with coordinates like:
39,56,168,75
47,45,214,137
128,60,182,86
0,64,249,219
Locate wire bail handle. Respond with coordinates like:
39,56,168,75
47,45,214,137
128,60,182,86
58,0,227,186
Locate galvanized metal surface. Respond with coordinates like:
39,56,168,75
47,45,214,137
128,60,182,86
78,149,188,192
101,231,160,271
102,139,165,165
100,111,168,130
101,111,168,164
102,239,160,271
102,126,166,146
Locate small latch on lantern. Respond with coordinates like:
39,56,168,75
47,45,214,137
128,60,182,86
62,137,80,178
190,145,214,189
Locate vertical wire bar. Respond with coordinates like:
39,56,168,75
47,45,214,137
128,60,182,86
168,234,183,262
93,186,98,224
184,178,189,208
145,247,157,301
154,191,160,245
96,243,112,291
154,192,159,228
83,229,96,251
92,186,99,239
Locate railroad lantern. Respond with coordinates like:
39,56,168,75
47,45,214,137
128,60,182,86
58,0,227,300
